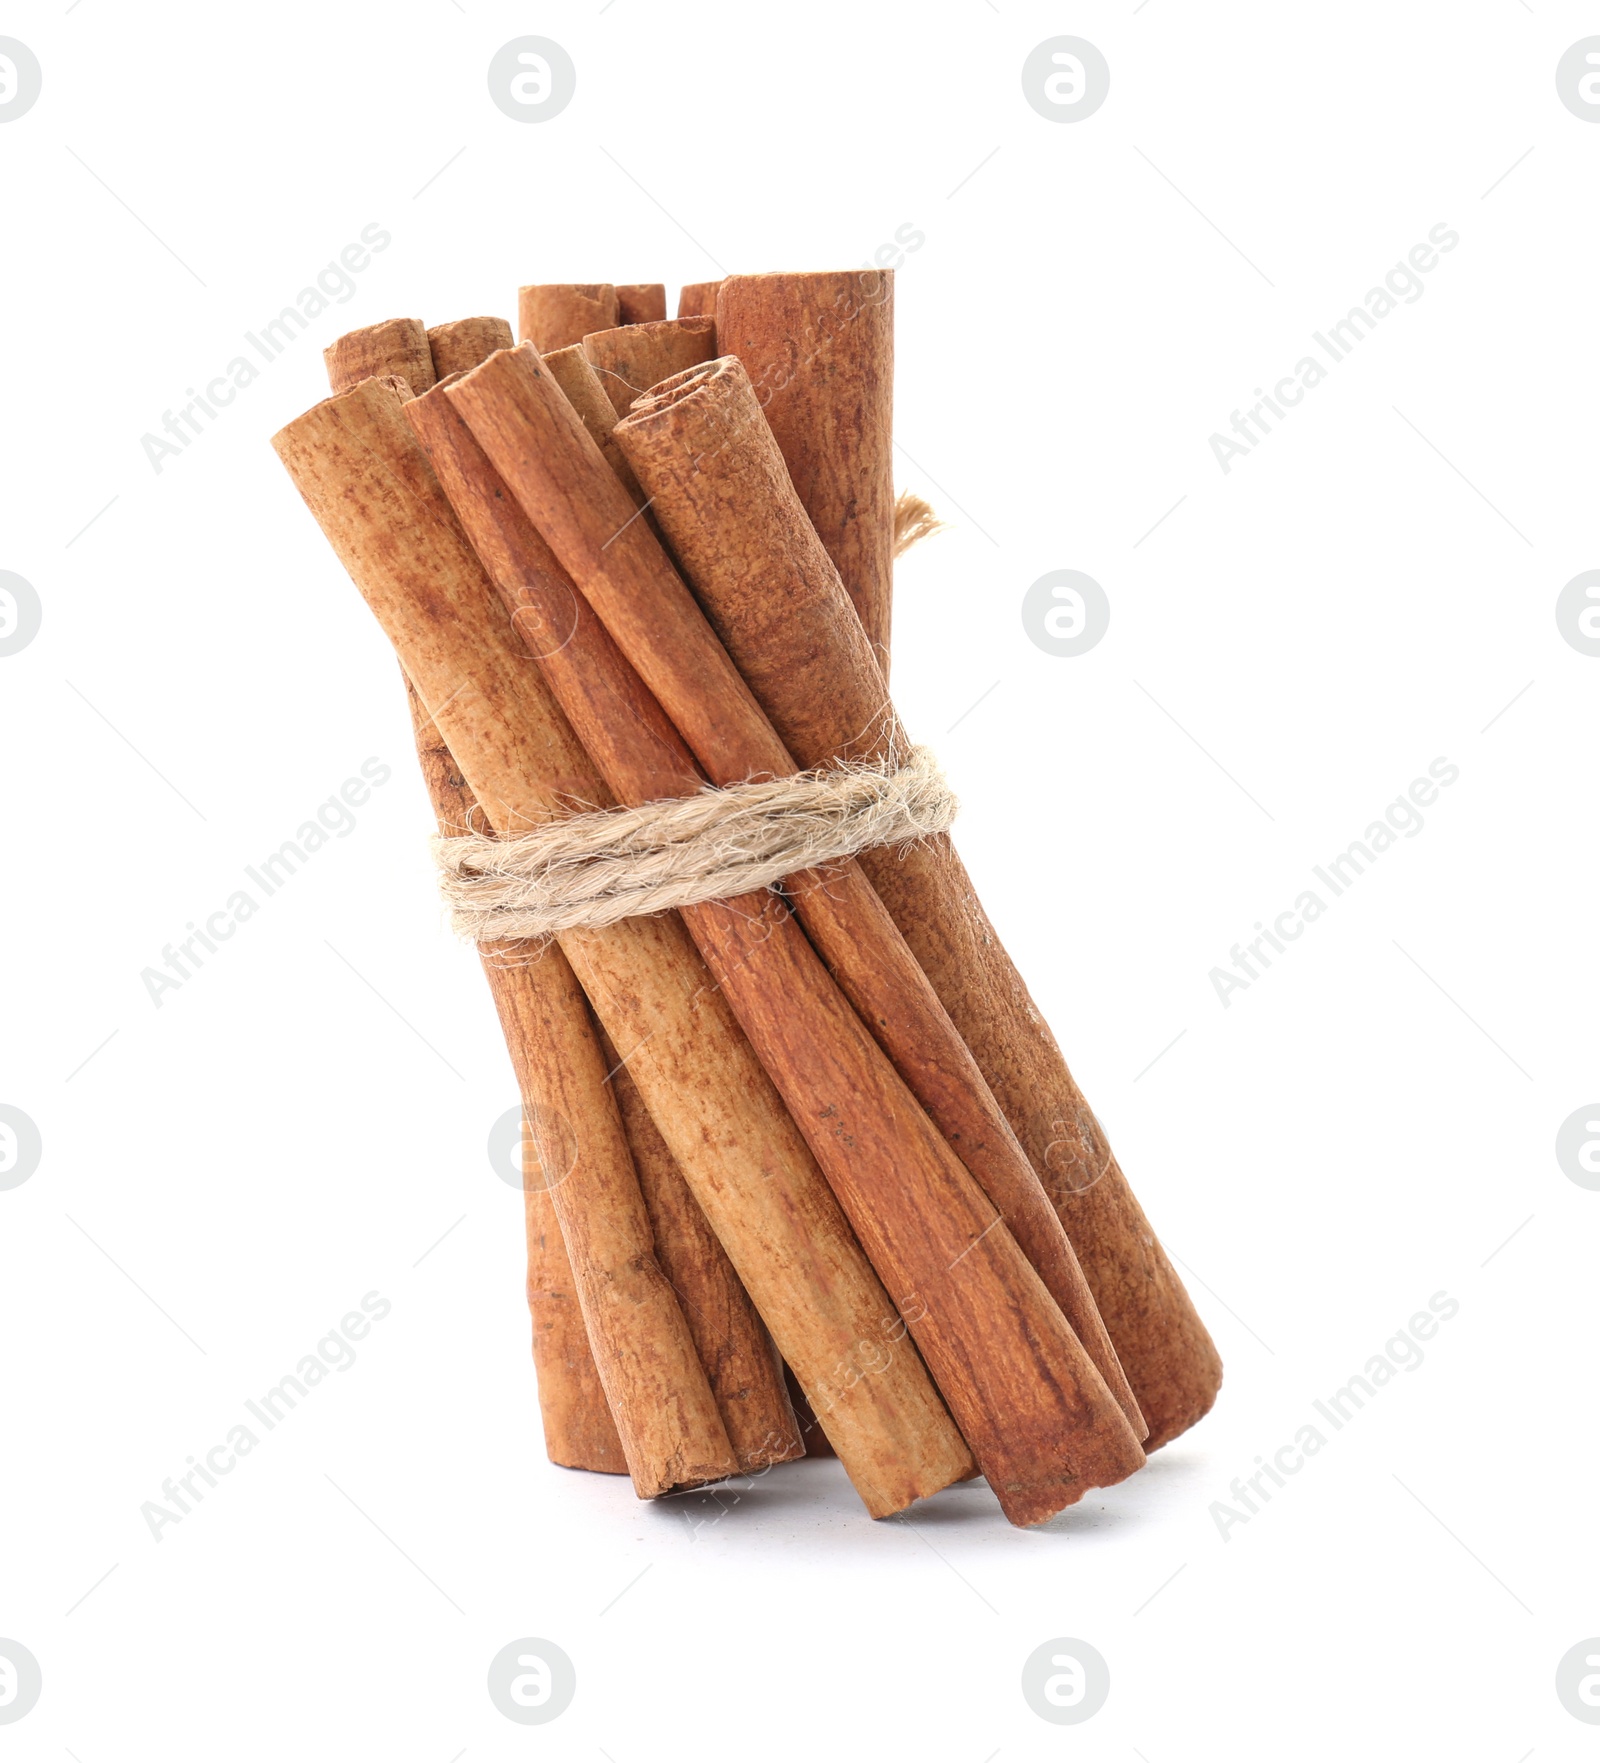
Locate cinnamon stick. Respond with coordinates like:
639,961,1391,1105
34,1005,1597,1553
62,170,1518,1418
446,346,1148,1522
677,280,721,319
272,375,971,1516
610,358,1145,1436
428,317,512,381
620,356,1224,1449
538,345,646,504
616,283,667,325
518,283,619,352
325,317,433,397
582,316,716,421
716,272,895,670
406,685,627,1473
593,1016,800,1468
338,316,797,1474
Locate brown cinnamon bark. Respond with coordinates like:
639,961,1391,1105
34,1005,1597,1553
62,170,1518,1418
621,356,1223,1448
616,283,667,325
428,317,512,381
593,1017,801,1469
716,272,895,670
612,358,1145,1437
408,685,626,1475
445,346,1148,1523
272,375,971,1517
342,311,796,1477
325,318,434,397
582,316,716,420
401,684,735,1497
518,283,619,352
678,280,721,318
539,345,645,504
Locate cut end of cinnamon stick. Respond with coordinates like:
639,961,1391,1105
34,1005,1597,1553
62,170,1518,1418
427,316,513,382
324,318,434,398
582,316,718,420
519,282,620,352
677,279,722,319
615,282,667,325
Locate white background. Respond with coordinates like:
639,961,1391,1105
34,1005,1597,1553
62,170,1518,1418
2,2,1596,1756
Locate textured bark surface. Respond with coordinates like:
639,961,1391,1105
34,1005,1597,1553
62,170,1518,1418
716,272,896,671
445,346,1148,1524
582,316,717,420
273,376,972,1517
619,356,1222,1450
407,684,626,1476
538,345,645,504
616,283,667,325
594,1017,801,1470
518,283,619,352
677,280,721,318
325,318,434,397
427,317,512,381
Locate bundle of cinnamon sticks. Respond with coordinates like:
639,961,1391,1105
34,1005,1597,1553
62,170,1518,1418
273,272,1221,1528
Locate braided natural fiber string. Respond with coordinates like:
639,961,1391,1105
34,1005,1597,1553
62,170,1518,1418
437,746,956,941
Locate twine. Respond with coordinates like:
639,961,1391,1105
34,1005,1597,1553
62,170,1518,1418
437,746,956,941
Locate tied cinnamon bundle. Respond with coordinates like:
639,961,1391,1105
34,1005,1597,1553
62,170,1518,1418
326,324,756,1492
445,344,1148,1522
615,353,1223,1448
273,373,975,1518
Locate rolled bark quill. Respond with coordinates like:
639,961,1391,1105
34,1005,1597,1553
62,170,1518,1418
677,280,721,318
619,356,1224,1448
273,376,969,1517
616,283,667,325
334,317,801,1471
401,654,735,1496
407,685,625,1475
716,272,896,670
428,317,513,381
518,283,620,352
446,347,1147,1522
538,345,646,505
325,317,433,397
592,1017,800,1469
581,316,717,421
330,322,633,1474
